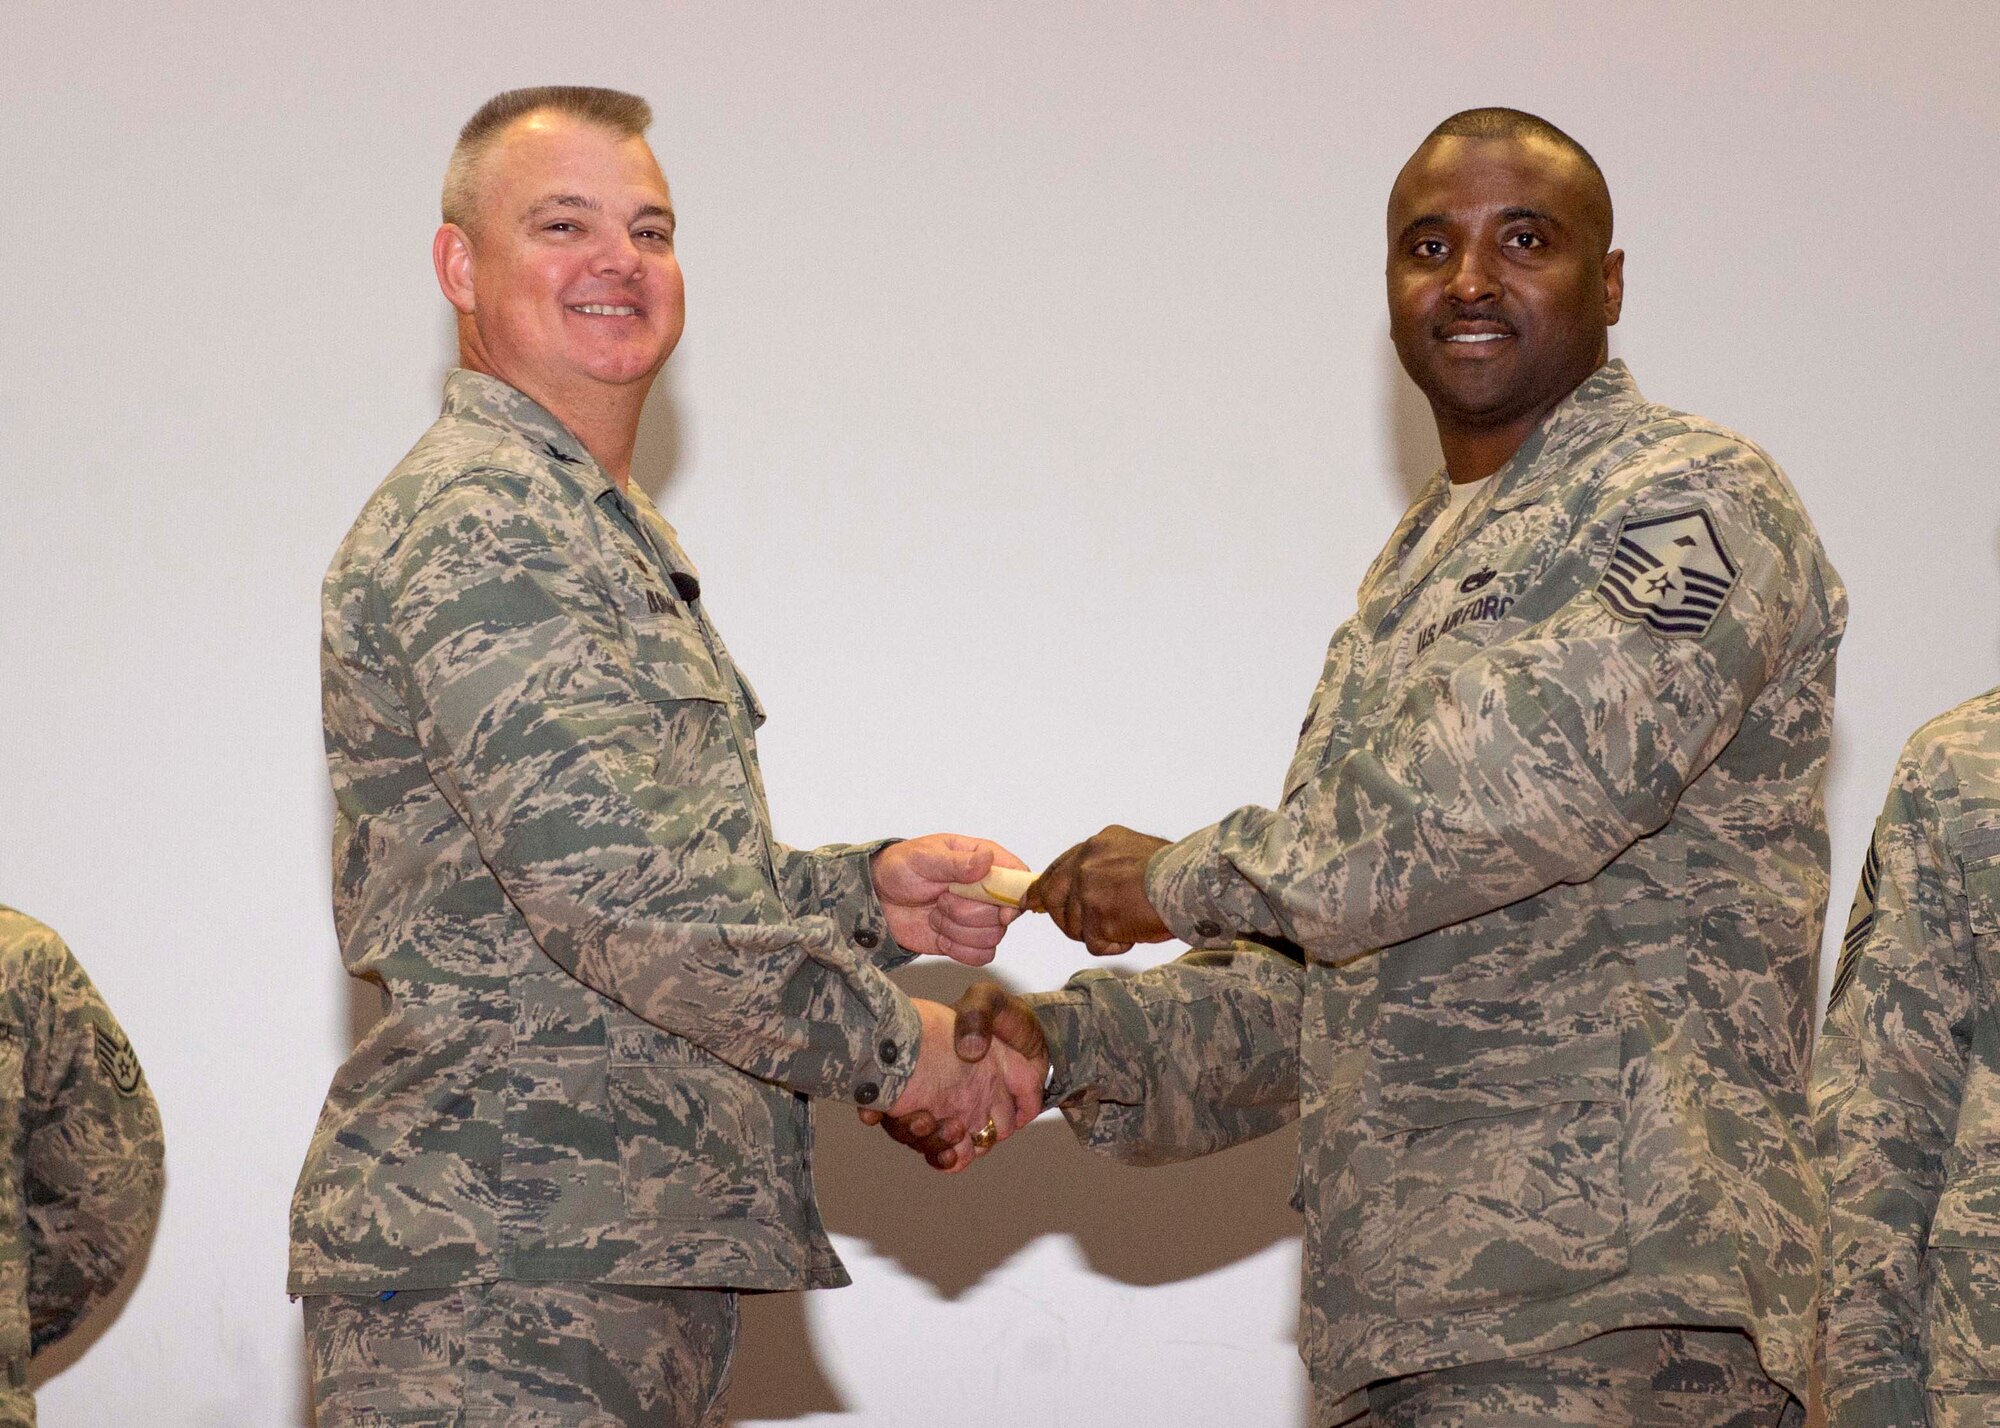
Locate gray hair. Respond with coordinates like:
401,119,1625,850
441,85,653,229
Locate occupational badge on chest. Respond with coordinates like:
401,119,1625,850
1596,507,1737,640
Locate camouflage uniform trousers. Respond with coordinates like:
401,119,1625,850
304,1281,738,1427
1357,1328,1802,1428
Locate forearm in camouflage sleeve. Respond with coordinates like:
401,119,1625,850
381,476,919,1105
1813,762,1974,1419
1148,453,1816,959
1026,946,1302,1166
771,841,915,972
22,945,163,1354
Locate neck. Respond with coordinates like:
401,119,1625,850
535,381,642,490
1432,356,1604,484
458,337,645,490
1436,421,1534,485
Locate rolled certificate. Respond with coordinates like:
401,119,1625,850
946,866,1038,908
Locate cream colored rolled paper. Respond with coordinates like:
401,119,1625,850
945,866,1038,908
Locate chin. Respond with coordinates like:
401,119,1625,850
1423,369,1515,414
575,349,670,388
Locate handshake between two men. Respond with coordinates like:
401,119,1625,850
864,824,1174,1170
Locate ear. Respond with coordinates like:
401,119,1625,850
1602,248,1625,328
433,224,476,315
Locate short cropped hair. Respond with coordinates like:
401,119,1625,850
1424,107,1611,238
442,85,653,228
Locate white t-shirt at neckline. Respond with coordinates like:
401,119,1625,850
1397,472,1496,585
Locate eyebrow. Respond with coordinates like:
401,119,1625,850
523,193,600,221
521,194,674,229
1395,205,1567,246
1396,213,1450,245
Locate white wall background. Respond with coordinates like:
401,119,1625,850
3,3,1997,1422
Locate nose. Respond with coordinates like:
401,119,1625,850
593,232,646,281
1445,245,1499,307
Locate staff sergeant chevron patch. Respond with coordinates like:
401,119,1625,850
94,1023,143,1097
1596,507,1739,639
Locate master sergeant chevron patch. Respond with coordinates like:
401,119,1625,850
1596,507,1739,640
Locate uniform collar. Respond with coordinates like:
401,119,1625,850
1485,359,1646,512
441,368,616,500
1395,359,1644,523
1359,360,1645,619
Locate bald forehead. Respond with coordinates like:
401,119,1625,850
1388,134,1612,250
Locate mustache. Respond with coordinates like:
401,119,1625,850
1433,307,1517,339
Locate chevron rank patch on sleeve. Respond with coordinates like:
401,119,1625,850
1596,507,1739,639
92,1022,143,1097
1825,833,1881,1014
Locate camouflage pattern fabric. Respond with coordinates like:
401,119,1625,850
1813,687,2000,1425
1032,363,1843,1424
290,370,921,1296
0,908,165,1428
1032,944,1304,1163
303,1280,736,1427
1361,1326,1798,1428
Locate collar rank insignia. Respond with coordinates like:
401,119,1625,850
1596,507,1737,640
94,1024,144,1097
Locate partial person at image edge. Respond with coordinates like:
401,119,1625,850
1816,688,2000,1424
0,907,164,1428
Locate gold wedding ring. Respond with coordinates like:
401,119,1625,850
970,1118,999,1150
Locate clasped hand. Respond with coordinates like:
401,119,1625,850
862,825,1179,1168
862,984,1051,1170
1022,824,1174,957
861,998,1047,1171
870,834,1030,964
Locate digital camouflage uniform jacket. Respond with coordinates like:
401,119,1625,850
1029,363,1844,1424
1814,688,2000,1426
289,371,920,1295
0,909,164,1428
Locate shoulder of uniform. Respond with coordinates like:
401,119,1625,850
332,422,584,581
1902,687,2000,774
0,912,84,1032
0,908,70,969
1584,405,1820,552
1608,404,1784,482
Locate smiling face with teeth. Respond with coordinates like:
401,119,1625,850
433,110,685,473
1385,132,1624,483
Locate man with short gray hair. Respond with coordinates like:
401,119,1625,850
290,86,1041,1425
